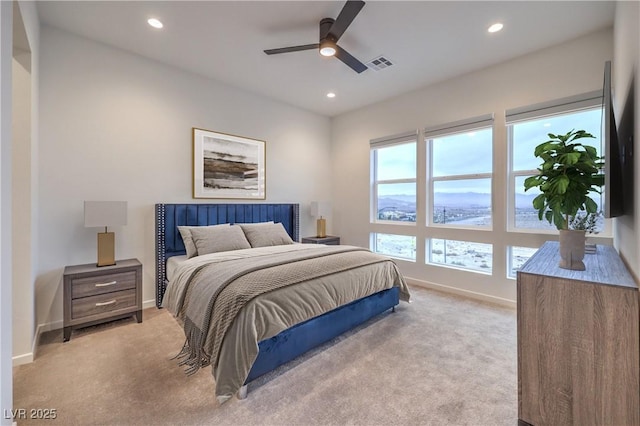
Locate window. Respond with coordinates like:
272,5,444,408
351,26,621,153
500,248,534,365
507,93,604,232
372,233,416,261
507,246,539,278
428,239,493,273
371,134,417,223
426,117,493,229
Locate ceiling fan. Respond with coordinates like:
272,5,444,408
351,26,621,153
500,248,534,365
264,0,368,74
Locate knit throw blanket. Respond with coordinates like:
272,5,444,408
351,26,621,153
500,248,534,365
170,246,390,375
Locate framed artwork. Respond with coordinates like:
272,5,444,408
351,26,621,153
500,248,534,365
192,128,266,199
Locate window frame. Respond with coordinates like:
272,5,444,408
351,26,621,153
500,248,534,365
506,92,609,235
426,238,494,275
425,123,494,231
506,245,539,279
371,232,417,262
370,133,418,225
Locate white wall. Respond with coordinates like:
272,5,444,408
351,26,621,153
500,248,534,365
12,54,32,362
0,0,13,422
331,29,613,304
36,26,332,331
11,0,39,366
613,1,640,278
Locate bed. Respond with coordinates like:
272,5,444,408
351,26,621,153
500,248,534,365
155,203,410,403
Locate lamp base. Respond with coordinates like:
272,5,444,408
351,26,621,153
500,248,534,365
97,232,116,267
316,218,326,238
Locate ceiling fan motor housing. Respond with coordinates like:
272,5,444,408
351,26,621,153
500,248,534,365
320,17,336,41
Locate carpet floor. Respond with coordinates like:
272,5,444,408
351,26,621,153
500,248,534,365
13,286,517,425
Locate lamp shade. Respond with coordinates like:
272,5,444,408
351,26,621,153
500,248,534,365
84,201,128,227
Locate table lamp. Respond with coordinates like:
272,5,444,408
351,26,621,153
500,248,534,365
310,201,330,238
84,201,127,267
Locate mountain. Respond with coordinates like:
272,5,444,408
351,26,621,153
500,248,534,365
379,192,539,210
378,195,416,212
515,193,537,209
432,192,490,208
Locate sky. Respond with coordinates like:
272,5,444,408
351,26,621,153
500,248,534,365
512,108,602,174
376,107,603,196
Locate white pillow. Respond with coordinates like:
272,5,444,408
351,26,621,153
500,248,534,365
191,224,251,255
178,224,230,258
239,222,294,248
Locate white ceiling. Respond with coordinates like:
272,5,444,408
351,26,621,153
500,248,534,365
36,1,616,117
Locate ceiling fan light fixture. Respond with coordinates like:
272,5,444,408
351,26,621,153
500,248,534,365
319,40,337,57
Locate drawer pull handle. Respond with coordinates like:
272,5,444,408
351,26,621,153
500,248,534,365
95,281,117,287
95,300,116,307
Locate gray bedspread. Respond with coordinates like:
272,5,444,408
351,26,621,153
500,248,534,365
163,244,410,403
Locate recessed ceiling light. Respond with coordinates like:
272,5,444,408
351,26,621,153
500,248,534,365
326,92,336,98
148,18,163,29
488,23,503,33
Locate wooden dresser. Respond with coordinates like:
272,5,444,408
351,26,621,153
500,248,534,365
517,242,639,426
63,258,142,341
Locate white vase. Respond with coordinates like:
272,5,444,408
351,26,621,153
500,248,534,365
559,229,586,270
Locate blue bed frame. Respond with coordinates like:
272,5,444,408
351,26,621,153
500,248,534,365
155,203,399,396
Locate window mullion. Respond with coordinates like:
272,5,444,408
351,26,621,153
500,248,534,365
376,178,417,185
432,173,493,182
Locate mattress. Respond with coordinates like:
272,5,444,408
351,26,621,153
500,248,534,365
166,255,187,282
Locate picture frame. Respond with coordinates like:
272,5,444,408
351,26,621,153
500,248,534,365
192,128,266,199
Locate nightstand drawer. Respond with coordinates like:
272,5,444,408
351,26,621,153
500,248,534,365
72,289,136,320
71,271,137,299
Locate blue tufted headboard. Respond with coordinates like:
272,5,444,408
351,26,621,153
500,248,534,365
155,203,300,308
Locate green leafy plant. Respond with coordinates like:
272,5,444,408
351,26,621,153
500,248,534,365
524,129,604,230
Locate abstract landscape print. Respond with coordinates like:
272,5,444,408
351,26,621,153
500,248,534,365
193,128,265,199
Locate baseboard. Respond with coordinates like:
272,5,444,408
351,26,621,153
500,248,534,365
12,351,33,366
13,322,48,366
405,276,516,309
143,299,156,309
37,319,63,333
14,321,64,366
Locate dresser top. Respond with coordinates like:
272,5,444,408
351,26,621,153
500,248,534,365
519,242,636,289
64,258,141,275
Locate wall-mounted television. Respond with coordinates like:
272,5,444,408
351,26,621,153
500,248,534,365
618,72,635,216
602,60,634,218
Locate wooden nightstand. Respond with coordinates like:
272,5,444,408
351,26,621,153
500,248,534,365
301,236,340,245
63,258,142,342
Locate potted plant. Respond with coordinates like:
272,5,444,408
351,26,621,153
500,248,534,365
524,129,604,270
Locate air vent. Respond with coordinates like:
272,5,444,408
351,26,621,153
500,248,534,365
366,55,393,71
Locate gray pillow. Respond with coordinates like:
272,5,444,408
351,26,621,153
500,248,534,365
178,224,231,258
240,222,294,248
191,224,251,255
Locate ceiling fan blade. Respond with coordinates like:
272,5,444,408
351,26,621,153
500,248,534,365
264,43,319,55
334,45,367,73
329,0,365,42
